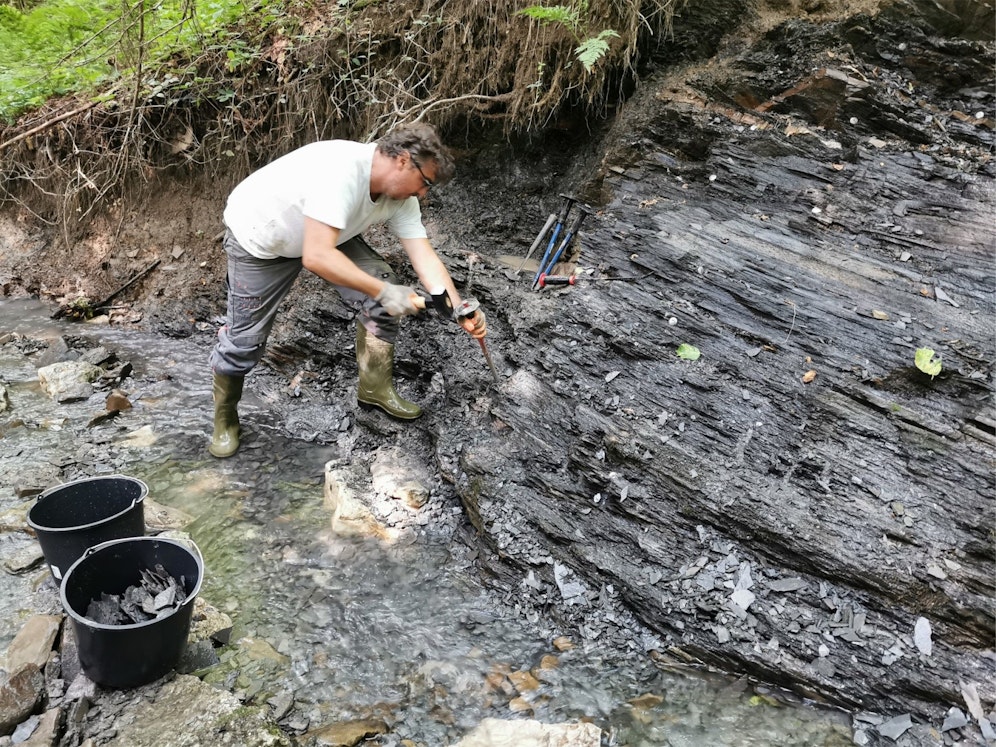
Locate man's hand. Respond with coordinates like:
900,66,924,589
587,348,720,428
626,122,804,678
375,283,423,316
460,308,487,340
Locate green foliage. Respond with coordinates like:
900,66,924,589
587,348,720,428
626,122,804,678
676,343,700,361
517,4,581,33
576,29,619,72
516,2,617,73
914,347,942,378
0,0,282,122
64,294,95,319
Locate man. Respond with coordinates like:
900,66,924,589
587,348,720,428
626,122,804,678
208,123,487,458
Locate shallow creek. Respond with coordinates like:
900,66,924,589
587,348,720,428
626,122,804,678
0,298,854,746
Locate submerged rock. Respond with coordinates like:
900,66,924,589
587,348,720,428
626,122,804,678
451,718,601,747
98,675,291,747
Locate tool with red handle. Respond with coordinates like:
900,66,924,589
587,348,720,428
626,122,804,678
531,194,577,289
537,272,647,289
534,205,593,286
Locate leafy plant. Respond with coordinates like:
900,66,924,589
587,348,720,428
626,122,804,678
0,0,273,122
914,347,942,378
64,294,95,320
517,4,580,30
516,2,619,72
576,30,620,72
676,343,700,361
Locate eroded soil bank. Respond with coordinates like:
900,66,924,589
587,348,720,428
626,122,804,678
1,0,994,744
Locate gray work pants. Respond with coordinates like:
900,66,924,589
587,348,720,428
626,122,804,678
209,230,399,377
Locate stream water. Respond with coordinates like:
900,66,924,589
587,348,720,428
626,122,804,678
0,298,855,746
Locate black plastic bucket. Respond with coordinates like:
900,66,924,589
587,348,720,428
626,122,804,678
27,475,147,580
60,536,203,689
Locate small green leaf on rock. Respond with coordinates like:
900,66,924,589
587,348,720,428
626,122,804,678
676,344,701,361
914,347,941,378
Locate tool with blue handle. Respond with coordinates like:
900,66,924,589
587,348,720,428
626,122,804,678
534,205,592,287
531,194,576,289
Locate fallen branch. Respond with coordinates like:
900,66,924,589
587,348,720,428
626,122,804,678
0,102,99,153
94,258,162,310
52,258,161,319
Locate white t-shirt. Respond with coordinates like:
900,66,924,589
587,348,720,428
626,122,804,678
223,140,428,259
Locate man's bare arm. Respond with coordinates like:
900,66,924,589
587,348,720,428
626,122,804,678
301,217,383,297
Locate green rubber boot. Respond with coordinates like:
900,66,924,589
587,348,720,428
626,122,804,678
356,323,422,420
209,372,244,458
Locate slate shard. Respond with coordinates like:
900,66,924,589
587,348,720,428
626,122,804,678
85,564,188,625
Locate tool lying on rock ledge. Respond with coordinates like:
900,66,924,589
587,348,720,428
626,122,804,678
531,193,577,289
534,205,593,287
417,288,501,385
537,272,648,289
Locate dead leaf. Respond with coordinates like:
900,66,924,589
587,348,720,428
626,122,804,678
630,693,665,709
871,309,890,320
509,670,541,693
802,370,817,383
537,654,559,670
785,124,812,136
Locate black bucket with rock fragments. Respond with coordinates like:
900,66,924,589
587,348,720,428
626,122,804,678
27,475,147,580
60,536,203,688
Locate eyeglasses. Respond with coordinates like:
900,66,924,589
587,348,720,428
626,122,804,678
411,158,434,190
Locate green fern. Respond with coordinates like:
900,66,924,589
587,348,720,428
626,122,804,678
516,5,581,33
516,3,616,74
576,29,619,72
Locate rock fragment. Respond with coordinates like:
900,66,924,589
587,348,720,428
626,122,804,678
877,714,913,740
913,617,932,657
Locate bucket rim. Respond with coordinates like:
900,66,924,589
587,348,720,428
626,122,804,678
60,536,204,631
27,474,148,534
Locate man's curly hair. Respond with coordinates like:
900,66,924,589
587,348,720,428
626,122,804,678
377,123,455,186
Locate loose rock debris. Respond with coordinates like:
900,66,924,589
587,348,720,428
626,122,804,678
85,565,187,625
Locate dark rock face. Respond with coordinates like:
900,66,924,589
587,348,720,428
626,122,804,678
301,0,992,726
240,0,994,731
